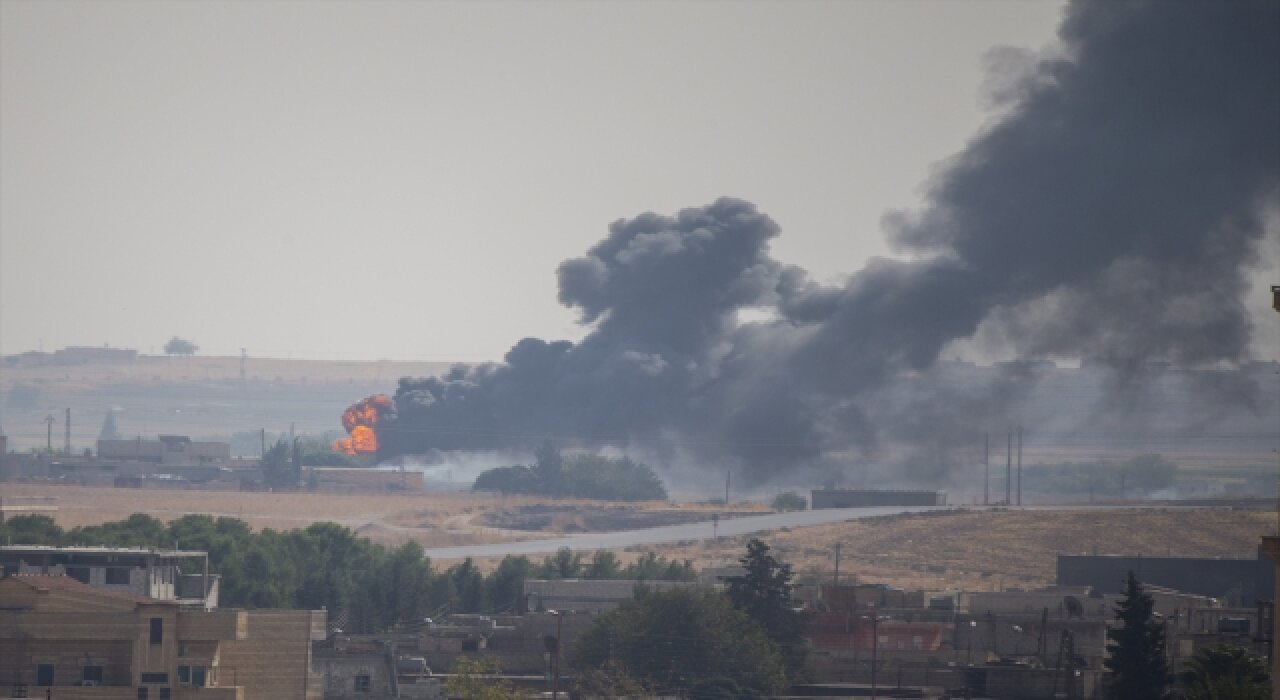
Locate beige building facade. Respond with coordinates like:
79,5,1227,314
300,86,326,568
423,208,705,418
0,574,324,700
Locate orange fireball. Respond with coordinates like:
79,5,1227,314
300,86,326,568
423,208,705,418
333,394,392,456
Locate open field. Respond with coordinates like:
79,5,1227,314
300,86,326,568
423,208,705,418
0,482,761,548
642,507,1276,592
2,482,1270,595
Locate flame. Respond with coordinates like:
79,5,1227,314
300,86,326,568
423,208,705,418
333,394,393,456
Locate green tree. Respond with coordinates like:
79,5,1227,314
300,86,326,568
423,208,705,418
1178,645,1270,700
450,558,487,613
538,547,583,579
622,551,695,581
532,440,564,493
1104,571,1170,700
67,513,165,547
472,446,667,501
163,336,198,356
261,438,299,490
585,550,621,579
485,555,533,613
571,587,788,697
443,656,523,700
0,514,65,544
472,465,540,494
722,538,810,682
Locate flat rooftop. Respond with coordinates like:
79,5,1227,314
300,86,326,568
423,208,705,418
0,545,208,557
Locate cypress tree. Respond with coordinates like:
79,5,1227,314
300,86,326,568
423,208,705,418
1104,571,1170,700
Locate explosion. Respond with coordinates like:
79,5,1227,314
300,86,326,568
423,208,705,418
332,394,394,456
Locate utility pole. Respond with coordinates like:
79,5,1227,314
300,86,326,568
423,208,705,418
260,428,266,456
871,612,880,700
1005,430,1013,505
1273,285,1280,534
725,470,731,505
64,408,71,455
1017,426,1023,506
551,611,564,700
44,415,55,453
984,432,990,506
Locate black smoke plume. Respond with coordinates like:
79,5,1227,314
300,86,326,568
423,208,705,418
380,0,1279,484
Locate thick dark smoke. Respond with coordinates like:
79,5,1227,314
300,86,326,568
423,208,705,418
381,0,1280,485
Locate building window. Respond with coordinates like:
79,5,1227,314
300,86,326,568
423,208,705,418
107,567,131,584
150,617,163,645
36,664,54,686
159,689,171,700
178,666,190,684
137,688,149,700
83,665,104,684
141,672,168,684
67,566,92,583
192,666,206,687
354,674,371,693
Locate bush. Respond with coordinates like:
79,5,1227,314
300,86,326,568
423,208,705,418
473,444,666,501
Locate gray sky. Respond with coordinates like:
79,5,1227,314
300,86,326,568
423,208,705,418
1,0,1067,362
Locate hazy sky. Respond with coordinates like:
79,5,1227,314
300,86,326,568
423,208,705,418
1,0,1067,362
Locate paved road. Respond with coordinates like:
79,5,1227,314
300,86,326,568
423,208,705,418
422,505,945,559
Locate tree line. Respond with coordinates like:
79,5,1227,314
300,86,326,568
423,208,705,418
0,513,691,633
473,442,667,501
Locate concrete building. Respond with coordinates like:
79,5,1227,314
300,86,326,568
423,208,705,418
313,635,442,699
98,436,231,467
1261,535,1280,695
811,488,947,509
521,578,700,613
0,546,218,609
0,574,326,700
1057,552,1273,606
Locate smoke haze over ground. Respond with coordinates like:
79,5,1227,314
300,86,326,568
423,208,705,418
379,0,1280,486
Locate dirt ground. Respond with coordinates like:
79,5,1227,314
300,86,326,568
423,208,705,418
2,482,1271,593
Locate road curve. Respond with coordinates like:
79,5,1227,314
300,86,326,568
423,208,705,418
422,505,946,560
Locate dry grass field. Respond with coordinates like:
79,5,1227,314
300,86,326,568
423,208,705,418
3,482,1271,594
643,507,1276,592
0,482,761,549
